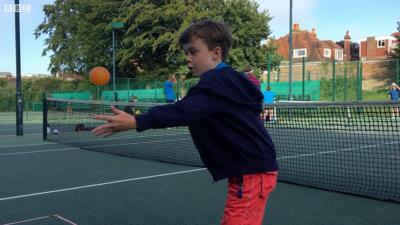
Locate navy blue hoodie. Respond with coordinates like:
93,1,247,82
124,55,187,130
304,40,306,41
136,65,278,181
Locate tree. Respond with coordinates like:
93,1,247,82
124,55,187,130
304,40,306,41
394,21,400,58
35,0,124,75
36,0,280,80
0,78,7,88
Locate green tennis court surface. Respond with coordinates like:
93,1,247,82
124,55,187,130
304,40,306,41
44,98,400,202
1,99,399,224
0,134,399,225
0,112,42,125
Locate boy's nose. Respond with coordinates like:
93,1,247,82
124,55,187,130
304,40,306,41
186,57,192,64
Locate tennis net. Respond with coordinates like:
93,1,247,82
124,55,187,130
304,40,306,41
43,97,400,202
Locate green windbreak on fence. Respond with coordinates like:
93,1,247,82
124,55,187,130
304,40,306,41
51,92,92,100
101,89,165,102
260,80,320,101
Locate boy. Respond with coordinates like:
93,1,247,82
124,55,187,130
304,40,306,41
92,20,278,225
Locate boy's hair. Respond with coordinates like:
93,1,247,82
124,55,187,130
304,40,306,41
179,19,232,60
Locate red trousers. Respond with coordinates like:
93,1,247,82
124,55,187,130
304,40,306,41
221,171,278,225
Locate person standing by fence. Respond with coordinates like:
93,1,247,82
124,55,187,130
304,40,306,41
164,74,177,103
389,82,400,118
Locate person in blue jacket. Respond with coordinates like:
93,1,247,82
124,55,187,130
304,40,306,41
92,19,278,225
389,82,400,118
164,74,177,103
262,86,276,122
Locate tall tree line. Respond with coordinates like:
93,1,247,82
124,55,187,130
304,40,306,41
394,21,400,58
35,0,281,80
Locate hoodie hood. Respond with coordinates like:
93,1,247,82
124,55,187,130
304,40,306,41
192,66,264,113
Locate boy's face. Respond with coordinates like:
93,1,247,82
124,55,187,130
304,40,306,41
182,38,222,76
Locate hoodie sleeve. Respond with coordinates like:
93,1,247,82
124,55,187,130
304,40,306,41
136,89,223,132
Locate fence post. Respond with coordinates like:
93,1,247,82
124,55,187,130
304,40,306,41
344,63,348,101
267,54,271,86
356,61,363,101
397,59,399,85
302,57,305,100
127,78,130,100
154,80,157,102
332,59,336,102
42,92,47,141
177,79,181,100
277,70,280,82
360,61,363,100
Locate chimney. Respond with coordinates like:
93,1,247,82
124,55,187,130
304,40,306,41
366,36,376,60
293,23,300,32
344,30,351,40
344,30,351,61
311,28,317,37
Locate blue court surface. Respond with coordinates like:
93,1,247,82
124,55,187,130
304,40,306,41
0,124,399,225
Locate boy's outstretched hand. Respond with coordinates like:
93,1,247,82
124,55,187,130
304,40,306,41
92,106,137,137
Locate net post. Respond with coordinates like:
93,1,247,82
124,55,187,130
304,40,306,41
42,92,48,141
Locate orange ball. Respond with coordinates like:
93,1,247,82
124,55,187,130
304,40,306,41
89,66,110,86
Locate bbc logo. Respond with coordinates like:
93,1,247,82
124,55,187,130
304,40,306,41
3,4,31,13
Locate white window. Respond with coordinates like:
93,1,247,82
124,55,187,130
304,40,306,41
293,48,307,58
377,40,386,48
335,49,343,61
324,48,331,58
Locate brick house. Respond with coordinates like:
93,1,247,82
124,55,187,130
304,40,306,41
273,24,347,62
359,32,399,60
0,72,12,79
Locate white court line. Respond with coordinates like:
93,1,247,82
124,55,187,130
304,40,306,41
360,144,378,149
386,141,400,145
0,131,190,149
277,155,299,160
0,168,206,202
0,133,42,137
64,131,191,144
0,148,78,156
86,137,191,149
340,147,356,152
1,216,50,225
54,214,78,225
278,140,399,160
0,142,57,149
318,151,337,155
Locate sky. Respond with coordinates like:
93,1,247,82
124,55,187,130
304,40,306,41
0,0,399,75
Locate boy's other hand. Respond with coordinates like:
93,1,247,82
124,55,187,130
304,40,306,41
92,106,137,137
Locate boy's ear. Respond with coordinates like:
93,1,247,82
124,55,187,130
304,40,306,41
212,47,222,61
